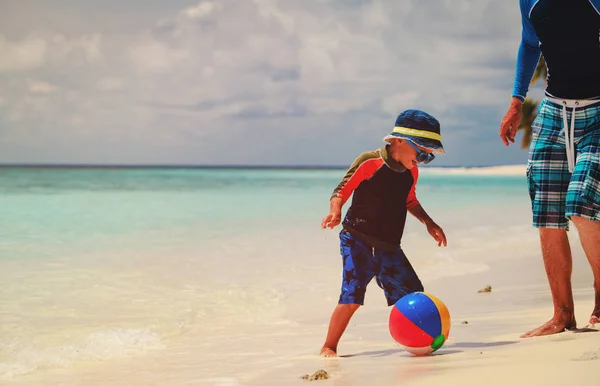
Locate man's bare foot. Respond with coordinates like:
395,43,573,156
590,297,600,326
320,346,337,358
521,316,576,338
589,312,599,327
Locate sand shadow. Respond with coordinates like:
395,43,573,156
449,340,518,348
339,348,405,358
340,348,464,358
340,341,517,358
429,349,462,356
572,327,598,334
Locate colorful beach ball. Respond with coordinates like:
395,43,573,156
389,292,451,356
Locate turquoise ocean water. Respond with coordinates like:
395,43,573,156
1,166,530,259
0,166,537,381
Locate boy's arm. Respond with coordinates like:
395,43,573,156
331,151,381,205
409,204,447,247
406,167,420,211
323,151,382,229
321,196,344,229
406,167,447,246
406,167,431,224
408,203,434,226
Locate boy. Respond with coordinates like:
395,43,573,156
320,109,448,357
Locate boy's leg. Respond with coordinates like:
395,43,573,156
374,247,424,307
321,304,360,357
321,229,375,357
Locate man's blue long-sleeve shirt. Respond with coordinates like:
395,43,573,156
513,0,600,101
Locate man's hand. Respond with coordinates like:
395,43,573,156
321,212,341,229
500,97,523,146
426,221,447,247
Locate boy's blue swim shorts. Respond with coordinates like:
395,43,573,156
338,228,424,306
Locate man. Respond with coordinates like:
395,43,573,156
500,0,600,338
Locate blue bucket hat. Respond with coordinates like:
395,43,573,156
384,109,444,154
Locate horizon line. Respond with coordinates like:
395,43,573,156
0,163,526,169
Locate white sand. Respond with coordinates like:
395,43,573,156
6,233,598,386
239,249,600,386
236,247,599,386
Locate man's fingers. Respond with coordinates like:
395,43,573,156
500,126,517,146
500,109,521,147
500,121,510,146
507,125,517,140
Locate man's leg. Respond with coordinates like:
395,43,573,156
571,216,600,326
522,228,576,338
522,98,575,337
564,108,600,326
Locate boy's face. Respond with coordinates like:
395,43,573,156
389,138,434,169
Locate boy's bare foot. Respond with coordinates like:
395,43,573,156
520,315,576,338
320,346,337,357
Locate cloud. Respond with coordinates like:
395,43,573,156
182,1,221,20
28,80,57,94
96,77,123,91
130,41,190,74
0,36,47,72
50,33,103,64
0,34,103,73
0,0,534,166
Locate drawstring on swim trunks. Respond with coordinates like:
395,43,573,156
547,97,597,173
561,100,578,173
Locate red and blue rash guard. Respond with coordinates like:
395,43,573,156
513,0,600,100
331,146,419,251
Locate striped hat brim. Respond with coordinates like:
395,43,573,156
384,126,445,154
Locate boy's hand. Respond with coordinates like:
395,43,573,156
426,221,447,247
321,212,341,229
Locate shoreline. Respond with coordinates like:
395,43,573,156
421,164,527,176
0,164,528,173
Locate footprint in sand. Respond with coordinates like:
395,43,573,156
548,333,576,342
572,350,599,361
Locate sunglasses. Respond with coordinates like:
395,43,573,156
405,140,435,164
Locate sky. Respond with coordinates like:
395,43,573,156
0,0,547,167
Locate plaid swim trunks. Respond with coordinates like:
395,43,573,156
338,228,423,306
527,98,600,229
